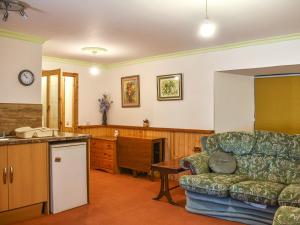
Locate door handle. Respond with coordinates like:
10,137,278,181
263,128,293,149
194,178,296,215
3,167,7,184
9,166,13,183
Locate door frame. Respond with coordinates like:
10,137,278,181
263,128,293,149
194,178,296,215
61,72,79,132
42,69,62,130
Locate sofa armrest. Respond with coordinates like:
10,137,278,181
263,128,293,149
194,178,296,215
273,206,300,225
278,184,300,207
180,152,209,175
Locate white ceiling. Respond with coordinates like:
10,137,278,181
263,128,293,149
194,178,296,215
1,0,300,64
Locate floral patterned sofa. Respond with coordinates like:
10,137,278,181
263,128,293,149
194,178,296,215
179,131,300,225
272,206,300,225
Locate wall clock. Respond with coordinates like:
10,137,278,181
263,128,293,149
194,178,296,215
18,70,35,86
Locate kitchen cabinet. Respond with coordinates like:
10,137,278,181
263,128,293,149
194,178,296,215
0,146,8,212
0,143,48,212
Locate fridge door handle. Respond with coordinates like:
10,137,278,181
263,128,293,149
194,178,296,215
54,157,62,162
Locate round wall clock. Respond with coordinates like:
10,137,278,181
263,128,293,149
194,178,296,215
18,70,35,86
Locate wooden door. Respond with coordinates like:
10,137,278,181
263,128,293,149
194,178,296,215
42,69,62,130
61,72,79,133
8,143,48,210
0,146,8,212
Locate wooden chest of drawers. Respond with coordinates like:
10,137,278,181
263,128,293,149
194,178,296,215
90,137,117,173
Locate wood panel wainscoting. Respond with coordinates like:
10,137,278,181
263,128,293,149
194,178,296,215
77,125,214,162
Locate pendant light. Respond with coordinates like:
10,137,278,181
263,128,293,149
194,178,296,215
82,47,107,76
199,0,216,38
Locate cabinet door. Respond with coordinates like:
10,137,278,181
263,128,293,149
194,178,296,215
0,146,8,212
8,143,48,210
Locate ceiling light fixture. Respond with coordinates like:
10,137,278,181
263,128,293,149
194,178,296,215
0,0,28,22
199,0,216,38
82,47,107,76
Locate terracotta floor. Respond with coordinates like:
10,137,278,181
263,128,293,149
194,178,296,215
14,170,241,225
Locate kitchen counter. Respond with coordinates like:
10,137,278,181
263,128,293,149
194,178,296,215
0,132,91,146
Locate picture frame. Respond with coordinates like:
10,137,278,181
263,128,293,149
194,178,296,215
157,73,183,101
121,75,140,107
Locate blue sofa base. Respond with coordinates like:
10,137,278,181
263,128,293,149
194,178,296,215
185,191,278,225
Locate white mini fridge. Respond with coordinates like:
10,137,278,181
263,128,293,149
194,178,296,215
50,142,88,214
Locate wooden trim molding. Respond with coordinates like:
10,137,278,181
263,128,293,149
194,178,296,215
78,124,214,134
77,124,213,161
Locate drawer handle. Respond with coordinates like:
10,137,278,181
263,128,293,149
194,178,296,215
3,167,7,184
9,166,13,183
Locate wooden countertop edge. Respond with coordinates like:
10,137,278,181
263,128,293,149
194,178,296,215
78,124,214,134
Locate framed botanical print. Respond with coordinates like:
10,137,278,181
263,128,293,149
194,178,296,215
157,73,183,101
121,75,140,107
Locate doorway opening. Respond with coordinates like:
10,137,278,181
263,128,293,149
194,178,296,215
41,69,79,132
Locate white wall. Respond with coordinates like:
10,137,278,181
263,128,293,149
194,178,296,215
42,61,105,125
214,72,254,133
102,39,300,130
0,37,42,104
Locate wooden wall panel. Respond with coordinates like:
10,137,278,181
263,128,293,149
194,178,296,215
0,103,42,135
77,125,213,161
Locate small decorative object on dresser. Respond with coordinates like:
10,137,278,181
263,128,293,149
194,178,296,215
121,75,140,107
143,119,149,127
157,73,183,101
98,94,113,125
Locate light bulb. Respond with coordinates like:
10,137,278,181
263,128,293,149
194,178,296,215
199,18,216,38
89,66,100,76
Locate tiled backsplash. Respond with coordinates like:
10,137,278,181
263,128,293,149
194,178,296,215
0,103,42,135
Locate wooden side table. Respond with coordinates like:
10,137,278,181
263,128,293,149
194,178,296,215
152,158,187,205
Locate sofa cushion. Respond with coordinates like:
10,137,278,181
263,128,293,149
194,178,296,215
273,206,300,225
209,152,236,174
205,135,220,154
291,135,300,160
217,132,256,155
179,173,247,197
278,184,300,207
230,180,286,206
254,130,296,159
235,155,271,181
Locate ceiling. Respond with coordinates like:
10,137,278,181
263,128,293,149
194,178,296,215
1,0,300,64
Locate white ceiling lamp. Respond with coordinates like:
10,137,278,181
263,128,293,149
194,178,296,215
82,47,107,76
199,0,216,38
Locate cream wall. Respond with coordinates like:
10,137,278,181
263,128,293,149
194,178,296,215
214,72,254,133
102,39,300,130
42,60,105,125
0,37,42,104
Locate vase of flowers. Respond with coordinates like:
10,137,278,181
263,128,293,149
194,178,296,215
98,94,113,125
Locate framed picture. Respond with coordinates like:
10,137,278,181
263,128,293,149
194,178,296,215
157,73,183,101
121,75,140,107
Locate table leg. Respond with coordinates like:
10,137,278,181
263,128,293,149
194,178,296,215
153,172,176,205
153,173,165,200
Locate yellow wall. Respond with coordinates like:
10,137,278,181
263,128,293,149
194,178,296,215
255,75,300,134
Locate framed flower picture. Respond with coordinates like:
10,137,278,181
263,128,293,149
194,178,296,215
121,75,140,107
157,73,183,101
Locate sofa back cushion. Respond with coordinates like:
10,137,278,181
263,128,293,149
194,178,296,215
217,132,256,155
254,130,300,159
235,155,300,184
205,132,256,155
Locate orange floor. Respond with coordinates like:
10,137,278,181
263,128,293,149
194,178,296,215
14,170,241,225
